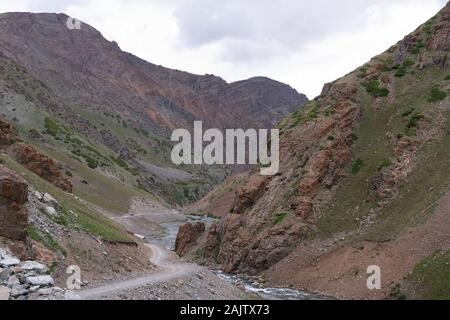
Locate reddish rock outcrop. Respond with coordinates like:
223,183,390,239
1,118,72,193
232,175,268,214
175,222,206,256
7,143,72,193
0,164,28,240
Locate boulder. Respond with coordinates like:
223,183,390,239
7,142,72,193
0,285,11,300
6,275,20,287
0,257,20,267
0,117,21,148
0,164,28,240
19,261,49,274
231,175,268,214
175,222,206,256
10,284,28,297
0,268,12,281
26,275,54,287
42,193,58,208
43,206,58,217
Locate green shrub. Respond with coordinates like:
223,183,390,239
428,86,447,102
445,75,450,81
402,59,415,67
85,155,99,169
366,80,390,98
395,67,407,77
410,41,425,54
406,112,424,136
351,158,364,174
273,212,289,225
44,117,60,136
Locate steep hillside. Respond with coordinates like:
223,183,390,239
190,3,450,299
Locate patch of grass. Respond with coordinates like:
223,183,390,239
402,59,415,67
351,158,364,174
85,155,99,169
273,212,289,225
365,80,390,98
378,158,393,170
289,102,320,128
44,117,60,137
27,224,67,256
428,86,447,102
395,67,407,78
406,112,424,136
410,41,425,55
408,250,450,300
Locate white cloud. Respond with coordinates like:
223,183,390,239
1,0,448,98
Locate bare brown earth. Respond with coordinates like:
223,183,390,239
266,187,450,299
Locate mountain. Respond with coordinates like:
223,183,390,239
0,12,307,132
0,12,307,206
187,3,450,299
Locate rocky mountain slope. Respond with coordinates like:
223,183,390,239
0,12,307,206
186,3,450,299
0,12,307,132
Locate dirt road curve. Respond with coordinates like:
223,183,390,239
77,244,203,299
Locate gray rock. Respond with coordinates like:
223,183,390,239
44,206,58,217
0,248,7,259
19,261,49,274
0,268,12,281
33,191,43,201
64,291,81,300
29,285,40,292
10,284,28,297
0,285,11,300
26,275,54,287
7,275,20,287
43,193,58,208
37,288,54,295
0,257,20,267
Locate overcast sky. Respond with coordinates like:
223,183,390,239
0,0,447,98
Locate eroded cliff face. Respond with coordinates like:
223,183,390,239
0,164,28,241
193,3,450,298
